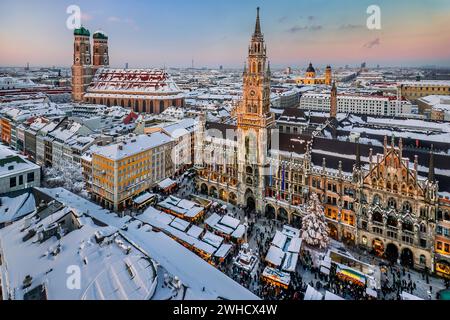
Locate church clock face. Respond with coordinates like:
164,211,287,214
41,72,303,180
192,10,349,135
250,90,256,97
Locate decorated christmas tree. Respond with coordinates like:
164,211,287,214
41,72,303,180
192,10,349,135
301,193,330,250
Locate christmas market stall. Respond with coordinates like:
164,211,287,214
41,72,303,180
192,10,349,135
261,266,291,290
157,177,178,194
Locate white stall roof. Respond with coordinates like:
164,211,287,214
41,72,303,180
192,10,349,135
324,291,345,300
304,285,323,300
214,243,233,258
262,266,291,287
231,224,246,239
400,291,423,300
282,225,301,238
170,218,190,232
158,177,177,189
220,215,240,229
202,231,224,248
281,252,299,273
271,230,288,249
205,213,221,227
265,245,285,267
287,237,302,253
186,225,203,239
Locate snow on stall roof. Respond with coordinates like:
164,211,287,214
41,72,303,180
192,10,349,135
34,188,259,300
265,245,285,267
139,206,174,227
287,237,302,254
304,285,323,300
205,213,222,228
214,243,232,259
158,177,177,189
262,266,290,287
202,231,224,248
219,215,240,229
324,291,345,300
158,196,204,219
281,252,298,273
94,132,173,161
281,225,301,238
133,192,156,205
400,291,423,300
271,230,288,249
231,224,246,239
186,224,203,239
169,217,190,232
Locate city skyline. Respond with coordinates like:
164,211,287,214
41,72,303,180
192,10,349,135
1,0,450,69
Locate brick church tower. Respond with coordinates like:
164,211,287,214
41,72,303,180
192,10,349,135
71,26,93,102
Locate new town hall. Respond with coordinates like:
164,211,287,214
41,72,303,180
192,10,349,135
195,8,450,277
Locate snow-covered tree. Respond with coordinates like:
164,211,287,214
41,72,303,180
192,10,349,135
43,160,86,196
301,193,330,250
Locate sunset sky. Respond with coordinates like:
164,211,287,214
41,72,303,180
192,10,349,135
1,0,450,69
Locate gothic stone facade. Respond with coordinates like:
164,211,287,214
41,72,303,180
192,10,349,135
194,8,444,273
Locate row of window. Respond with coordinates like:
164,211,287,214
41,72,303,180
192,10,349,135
10,172,35,188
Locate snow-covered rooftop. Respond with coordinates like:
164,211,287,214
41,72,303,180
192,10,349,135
11,187,259,300
94,132,173,161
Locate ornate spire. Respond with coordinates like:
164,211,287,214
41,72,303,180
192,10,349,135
267,60,271,75
428,144,435,182
254,7,261,36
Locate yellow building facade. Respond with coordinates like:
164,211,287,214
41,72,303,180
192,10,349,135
296,63,332,85
89,132,174,211
399,81,450,101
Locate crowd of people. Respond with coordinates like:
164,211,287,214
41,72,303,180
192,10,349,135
152,169,450,301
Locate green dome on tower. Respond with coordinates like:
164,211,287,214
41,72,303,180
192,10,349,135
74,26,90,37
93,30,108,40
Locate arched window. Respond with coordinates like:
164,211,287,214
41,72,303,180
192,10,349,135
402,201,412,213
387,216,397,228
420,224,427,233
159,100,164,113
150,100,154,113
387,198,397,209
372,211,383,224
373,194,381,205
402,221,413,232
143,100,147,112
420,255,426,265
245,136,250,157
